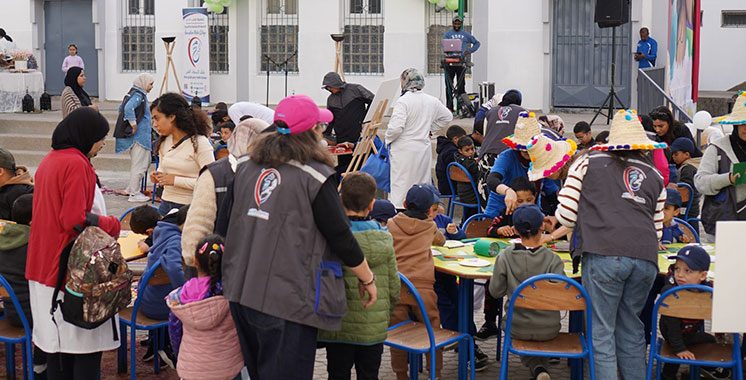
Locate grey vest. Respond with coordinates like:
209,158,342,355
204,157,234,224
700,145,746,234
222,157,346,330
573,152,663,264
480,104,526,158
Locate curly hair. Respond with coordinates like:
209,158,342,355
150,93,211,153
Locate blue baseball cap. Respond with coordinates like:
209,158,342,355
511,204,545,236
405,183,440,212
370,199,397,223
665,188,682,208
670,137,695,155
668,245,710,271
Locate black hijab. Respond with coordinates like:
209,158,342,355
499,89,522,107
730,125,746,163
52,107,109,157
64,66,92,106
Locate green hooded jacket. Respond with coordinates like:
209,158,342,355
318,219,400,345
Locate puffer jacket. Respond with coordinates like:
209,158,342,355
169,296,244,380
318,219,400,344
0,166,33,221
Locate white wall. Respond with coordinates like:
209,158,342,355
3,1,34,53
699,0,746,91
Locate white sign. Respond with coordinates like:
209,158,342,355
182,8,210,105
364,77,401,124
712,221,746,332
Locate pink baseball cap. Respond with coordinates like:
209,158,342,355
273,95,333,135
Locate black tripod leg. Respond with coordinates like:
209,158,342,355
590,91,614,125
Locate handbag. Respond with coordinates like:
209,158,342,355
360,139,391,193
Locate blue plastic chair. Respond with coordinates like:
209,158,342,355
500,274,595,380
676,183,695,220
646,284,743,380
385,273,476,380
445,162,482,219
673,217,700,244
0,275,33,380
117,259,171,379
462,213,492,238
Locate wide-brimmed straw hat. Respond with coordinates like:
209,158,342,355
716,91,746,125
502,111,541,150
526,134,577,181
591,109,667,151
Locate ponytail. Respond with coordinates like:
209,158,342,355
194,234,224,296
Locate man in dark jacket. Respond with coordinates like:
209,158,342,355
322,72,375,176
0,148,33,220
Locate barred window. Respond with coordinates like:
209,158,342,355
343,0,384,75
261,0,299,73
189,0,230,73
426,2,472,75
121,0,155,72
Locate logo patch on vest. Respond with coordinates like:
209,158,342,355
247,168,281,220
621,166,647,204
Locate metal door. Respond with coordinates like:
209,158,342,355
44,0,98,96
552,0,631,108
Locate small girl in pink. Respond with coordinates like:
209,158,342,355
61,44,84,73
166,234,244,380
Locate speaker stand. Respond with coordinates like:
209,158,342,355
591,26,626,125
159,37,183,96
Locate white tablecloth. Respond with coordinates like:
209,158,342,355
0,71,44,113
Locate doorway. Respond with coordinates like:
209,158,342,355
44,0,98,96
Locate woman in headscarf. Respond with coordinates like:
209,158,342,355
537,114,566,137
114,73,155,203
26,107,121,379
385,68,453,208
695,91,746,239
61,66,94,117
180,117,269,269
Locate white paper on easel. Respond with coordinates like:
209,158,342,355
364,77,400,124
712,221,746,332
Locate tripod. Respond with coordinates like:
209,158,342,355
263,51,298,106
591,26,626,125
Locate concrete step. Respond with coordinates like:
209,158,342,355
0,118,117,135
0,134,119,155
10,150,131,172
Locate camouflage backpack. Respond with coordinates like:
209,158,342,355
51,226,133,331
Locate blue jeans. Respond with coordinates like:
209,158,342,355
581,254,657,380
158,199,185,216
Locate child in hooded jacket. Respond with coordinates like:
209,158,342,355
166,234,244,380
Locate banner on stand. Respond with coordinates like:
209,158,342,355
182,8,210,105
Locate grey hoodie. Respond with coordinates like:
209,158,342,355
694,135,746,203
489,244,565,340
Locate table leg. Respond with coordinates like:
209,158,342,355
457,278,474,380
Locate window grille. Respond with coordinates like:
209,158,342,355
722,10,746,27
121,0,155,72
426,1,472,75
189,0,230,73
261,0,299,73
343,0,384,75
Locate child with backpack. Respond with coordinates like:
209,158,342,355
166,234,244,380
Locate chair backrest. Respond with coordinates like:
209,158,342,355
512,277,587,312
0,274,32,336
656,285,712,320
132,259,170,316
446,162,481,210
448,164,471,183
673,217,700,243
397,273,437,348
676,182,694,219
463,213,492,238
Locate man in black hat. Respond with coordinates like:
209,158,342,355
0,148,33,220
442,16,480,112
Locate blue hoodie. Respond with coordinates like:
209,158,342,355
140,221,186,320
434,214,466,240
443,28,480,57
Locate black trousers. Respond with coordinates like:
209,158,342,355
325,342,383,380
483,280,501,324
46,351,102,380
444,65,466,111
661,332,717,378
229,302,317,380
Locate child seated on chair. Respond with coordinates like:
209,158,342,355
318,173,400,380
487,177,537,237
436,125,467,196
387,183,446,379
660,246,729,380
662,189,692,244
454,136,481,221
166,234,245,380
129,204,162,254
669,137,701,229
370,199,397,228
488,204,565,380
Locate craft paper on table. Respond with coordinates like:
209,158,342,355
444,240,465,249
732,162,746,186
712,221,746,332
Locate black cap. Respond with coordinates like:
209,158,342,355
668,245,710,271
511,204,544,236
0,148,16,171
370,199,397,223
669,137,695,155
405,183,440,212
665,188,682,208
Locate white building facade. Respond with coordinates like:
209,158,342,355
8,0,737,111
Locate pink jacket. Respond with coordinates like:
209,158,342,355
169,295,243,380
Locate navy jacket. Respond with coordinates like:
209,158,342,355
436,137,459,195
140,221,186,320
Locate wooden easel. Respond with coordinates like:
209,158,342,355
159,37,183,95
339,99,388,187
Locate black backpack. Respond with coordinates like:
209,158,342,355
22,90,34,113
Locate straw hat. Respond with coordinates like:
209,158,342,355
591,109,667,151
502,111,541,150
526,134,577,181
716,91,746,125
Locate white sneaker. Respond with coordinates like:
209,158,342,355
128,193,150,203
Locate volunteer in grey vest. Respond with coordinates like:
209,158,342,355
694,92,746,238
222,95,378,380
556,110,667,380
114,73,155,203
181,117,269,269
